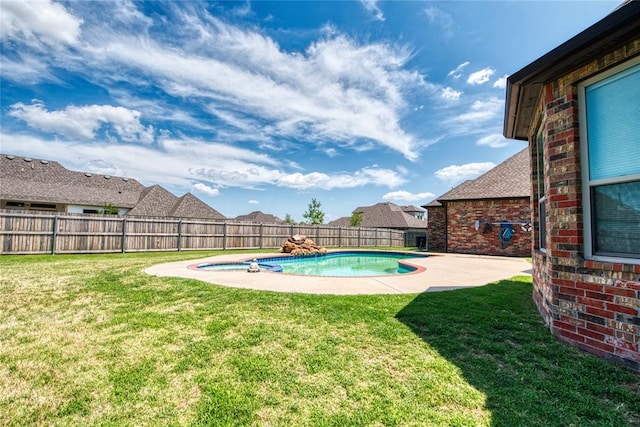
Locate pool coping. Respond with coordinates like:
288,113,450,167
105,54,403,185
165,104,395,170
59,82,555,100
144,250,532,295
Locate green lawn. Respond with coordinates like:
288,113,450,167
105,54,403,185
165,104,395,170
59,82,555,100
0,251,638,426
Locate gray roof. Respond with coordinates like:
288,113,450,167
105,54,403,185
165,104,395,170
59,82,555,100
1,154,145,207
1,153,225,219
436,148,531,201
233,211,284,224
422,200,443,208
340,202,427,229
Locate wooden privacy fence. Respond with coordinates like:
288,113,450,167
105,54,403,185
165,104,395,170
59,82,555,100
0,211,413,255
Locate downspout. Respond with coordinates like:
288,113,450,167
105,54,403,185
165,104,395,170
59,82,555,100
444,203,448,253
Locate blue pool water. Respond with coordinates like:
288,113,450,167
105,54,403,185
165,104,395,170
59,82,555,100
197,251,427,277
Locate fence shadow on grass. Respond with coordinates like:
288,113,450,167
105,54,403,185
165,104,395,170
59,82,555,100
395,278,639,427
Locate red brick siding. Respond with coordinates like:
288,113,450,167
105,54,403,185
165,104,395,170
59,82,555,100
445,198,532,257
531,39,640,371
426,206,446,251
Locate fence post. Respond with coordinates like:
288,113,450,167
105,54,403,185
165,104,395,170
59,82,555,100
260,223,264,249
51,215,58,255
338,227,342,247
121,217,127,253
290,224,294,237
358,227,361,247
390,229,392,247
177,219,183,252
223,222,227,250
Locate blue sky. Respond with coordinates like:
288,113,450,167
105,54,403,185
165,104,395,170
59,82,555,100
0,0,621,222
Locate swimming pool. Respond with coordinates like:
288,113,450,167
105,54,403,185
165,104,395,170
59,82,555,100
196,251,427,277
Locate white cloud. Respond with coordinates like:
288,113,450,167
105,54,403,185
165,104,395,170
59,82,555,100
467,67,495,85
493,74,508,89
447,61,469,79
0,0,82,47
441,87,462,101
360,0,385,21
476,133,510,148
276,166,406,190
325,148,339,157
435,162,495,184
424,7,454,38
193,183,220,197
248,200,259,204
77,13,426,160
2,131,407,192
382,190,435,202
9,101,155,143
446,97,504,132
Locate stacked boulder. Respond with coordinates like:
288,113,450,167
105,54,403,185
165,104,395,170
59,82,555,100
281,234,327,256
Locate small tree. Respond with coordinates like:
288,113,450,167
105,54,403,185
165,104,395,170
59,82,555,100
102,203,119,215
302,198,325,225
283,214,295,224
350,212,363,227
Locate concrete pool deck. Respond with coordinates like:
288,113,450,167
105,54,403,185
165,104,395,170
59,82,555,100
144,251,532,295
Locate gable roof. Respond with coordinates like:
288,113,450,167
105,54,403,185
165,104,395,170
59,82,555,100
0,154,145,207
1,153,225,219
349,202,426,229
436,148,531,201
170,193,226,220
233,211,284,224
504,1,640,140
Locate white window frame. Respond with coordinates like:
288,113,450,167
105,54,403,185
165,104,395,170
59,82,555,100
535,126,547,253
578,56,640,264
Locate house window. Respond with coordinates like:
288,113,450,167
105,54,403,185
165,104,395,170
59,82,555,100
535,126,546,252
579,57,640,262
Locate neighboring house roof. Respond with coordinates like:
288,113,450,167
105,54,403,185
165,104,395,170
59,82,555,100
422,200,443,208
504,1,640,140
233,211,284,224
1,154,145,208
436,148,531,201
400,205,424,213
170,193,226,220
326,216,352,227
1,153,225,219
350,202,427,229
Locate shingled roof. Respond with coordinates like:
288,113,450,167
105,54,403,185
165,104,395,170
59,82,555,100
1,154,145,208
328,202,426,229
436,148,531,201
1,153,225,219
233,211,284,224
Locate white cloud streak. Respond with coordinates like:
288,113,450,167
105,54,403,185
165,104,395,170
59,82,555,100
360,0,385,21
0,0,82,47
476,133,511,148
467,67,495,85
441,87,462,101
447,61,469,79
9,101,155,143
435,162,495,184
382,190,435,203
424,7,454,38
193,183,220,197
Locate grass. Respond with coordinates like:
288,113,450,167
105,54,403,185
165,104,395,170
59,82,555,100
0,250,638,426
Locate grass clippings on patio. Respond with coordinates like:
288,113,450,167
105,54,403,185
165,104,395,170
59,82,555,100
0,251,638,426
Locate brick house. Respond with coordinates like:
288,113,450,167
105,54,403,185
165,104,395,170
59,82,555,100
327,202,427,247
422,148,532,257
0,153,226,220
504,2,640,371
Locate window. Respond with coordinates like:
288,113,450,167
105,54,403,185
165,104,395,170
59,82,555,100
579,57,640,262
535,125,546,252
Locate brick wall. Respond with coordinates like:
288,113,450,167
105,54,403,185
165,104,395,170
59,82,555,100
445,198,531,257
426,205,445,251
532,40,640,371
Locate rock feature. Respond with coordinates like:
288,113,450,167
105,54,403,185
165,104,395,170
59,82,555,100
280,234,327,256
